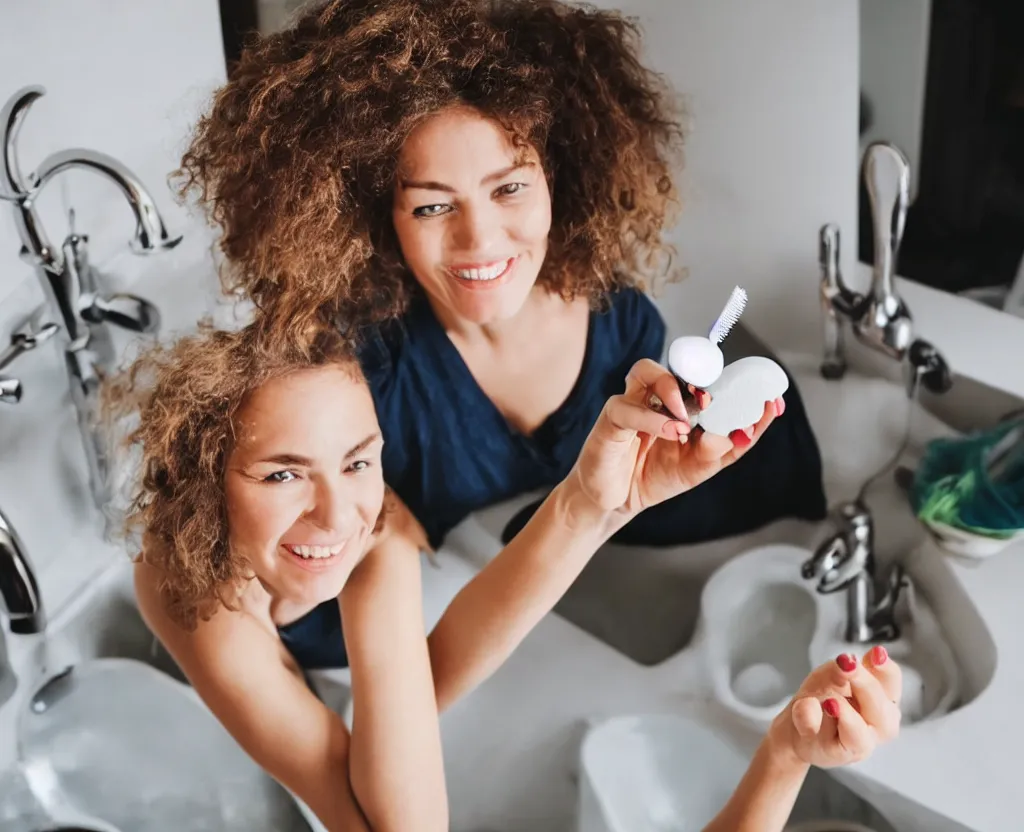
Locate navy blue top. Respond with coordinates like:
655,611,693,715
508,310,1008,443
360,288,666,548
278,287,827,669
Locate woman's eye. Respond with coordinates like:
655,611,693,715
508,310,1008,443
495,182,526,197
347,459,371,473
263,470,298,483
412,203,451,218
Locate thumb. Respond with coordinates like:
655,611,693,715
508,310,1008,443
791,696,824,739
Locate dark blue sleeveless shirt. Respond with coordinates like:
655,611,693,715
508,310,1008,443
278,287,827,668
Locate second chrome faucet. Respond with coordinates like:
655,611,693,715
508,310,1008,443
1,85,181,513
818,141,951,396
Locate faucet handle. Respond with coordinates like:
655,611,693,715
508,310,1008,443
80,292,161,334
906,338,953,395
0,318,59,373
0,376,22,404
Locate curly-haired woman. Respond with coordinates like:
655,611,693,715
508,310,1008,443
108,319,900,832
180,0,827,668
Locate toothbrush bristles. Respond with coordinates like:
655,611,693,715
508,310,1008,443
708,286,748,344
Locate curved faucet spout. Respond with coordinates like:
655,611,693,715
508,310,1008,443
0,507,44,634
33,148,183,256
0,85,44,200
17,148,183,273
2,85,182,273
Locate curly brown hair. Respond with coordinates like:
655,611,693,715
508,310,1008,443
177,0,686,340
103,321,366,630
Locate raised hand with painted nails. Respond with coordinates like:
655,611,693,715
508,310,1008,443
569,358,783,517
703,647,902,832
775,646,902,769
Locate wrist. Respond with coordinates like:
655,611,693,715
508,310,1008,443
763,714,811,777
550,478,627,540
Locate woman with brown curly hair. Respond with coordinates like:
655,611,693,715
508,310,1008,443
110,320,900,832
179,0,827,665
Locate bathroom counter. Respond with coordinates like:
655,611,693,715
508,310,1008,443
847,539,1022,832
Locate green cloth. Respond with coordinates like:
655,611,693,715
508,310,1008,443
912,417,1024,538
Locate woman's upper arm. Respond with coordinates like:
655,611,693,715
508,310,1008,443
341,537,448,832
132,563,370,832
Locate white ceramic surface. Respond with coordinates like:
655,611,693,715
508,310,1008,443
694,356,790,436
698,543,964,729
576,714,751,832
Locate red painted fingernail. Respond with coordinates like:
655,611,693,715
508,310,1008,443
823,698,840,719
836,653,857,673
871,645,888,666
729,429,752,448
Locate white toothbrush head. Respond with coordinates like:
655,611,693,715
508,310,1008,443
708,286,748,345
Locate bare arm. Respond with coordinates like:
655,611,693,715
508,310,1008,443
704,651,903,832
341,536,447,831
701,739,808,832
427,480,621,712
135,556,445,832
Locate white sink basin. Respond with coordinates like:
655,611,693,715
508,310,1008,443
0,659,311,832
696,543,982,728
0,562,312,832
577,712,898,832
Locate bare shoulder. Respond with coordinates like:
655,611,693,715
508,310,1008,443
133,558,285,676
347,527,424,592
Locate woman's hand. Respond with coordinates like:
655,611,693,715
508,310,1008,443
569,358,783,517
700,648,900,832
769,647,902,769
371,488,433,557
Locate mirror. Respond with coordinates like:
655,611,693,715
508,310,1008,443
859,0,1024,319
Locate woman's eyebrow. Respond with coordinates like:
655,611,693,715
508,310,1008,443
399,162,531,192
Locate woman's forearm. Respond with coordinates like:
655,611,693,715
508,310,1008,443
343,544,448,832
702,734,809,832
428,481,623,712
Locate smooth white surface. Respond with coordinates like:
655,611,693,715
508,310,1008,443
577,714,750,832
694,356,790,435
667,336,725,388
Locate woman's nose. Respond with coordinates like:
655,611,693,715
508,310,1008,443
305,480,356,536
451,202,500,253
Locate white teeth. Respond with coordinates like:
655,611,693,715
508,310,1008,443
287,543,343,559
451,259,510,281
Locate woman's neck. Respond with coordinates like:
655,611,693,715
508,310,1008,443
428,285,562,349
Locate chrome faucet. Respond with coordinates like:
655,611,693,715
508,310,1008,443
0,506,44,635
800,500,910,643
1,85,180,511
818,142,950,393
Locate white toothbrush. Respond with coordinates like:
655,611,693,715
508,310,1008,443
668,286,748,389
